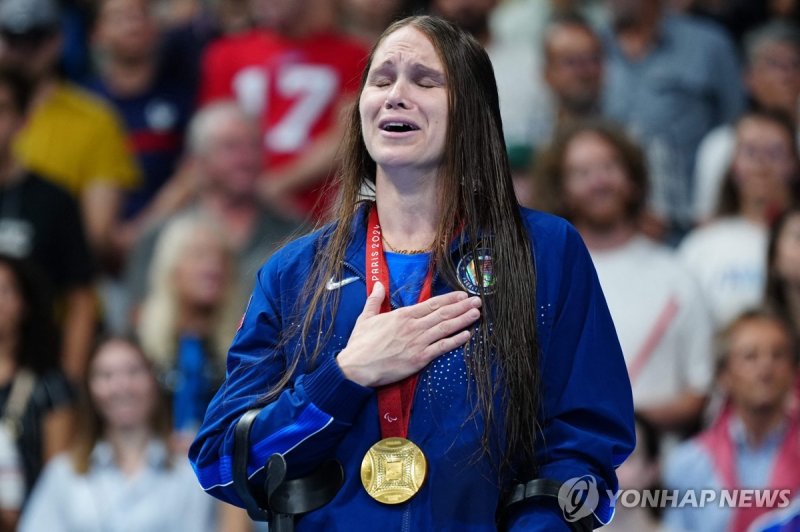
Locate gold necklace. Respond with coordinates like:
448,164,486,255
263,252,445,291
382,235,433,255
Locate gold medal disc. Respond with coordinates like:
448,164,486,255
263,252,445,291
360,437,427,504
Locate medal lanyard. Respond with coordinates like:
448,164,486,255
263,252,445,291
366,205,433,439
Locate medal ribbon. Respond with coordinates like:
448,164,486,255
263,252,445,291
366,205,433,439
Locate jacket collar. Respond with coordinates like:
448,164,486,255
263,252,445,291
335,202,493,302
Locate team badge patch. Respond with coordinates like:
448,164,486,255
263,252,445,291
457,248,495,295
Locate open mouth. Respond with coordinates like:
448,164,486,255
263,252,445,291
380,121,420,133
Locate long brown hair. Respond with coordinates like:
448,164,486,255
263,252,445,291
71,336,172,474
765,204,800,337
532,119,649,222
265,16,541,473
716,109,800,218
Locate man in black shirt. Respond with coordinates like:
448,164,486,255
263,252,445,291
0,66,96,380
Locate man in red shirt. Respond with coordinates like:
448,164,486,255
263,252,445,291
200,0,368,221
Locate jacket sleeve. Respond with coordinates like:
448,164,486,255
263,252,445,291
507,223,636,531
188,251,374,507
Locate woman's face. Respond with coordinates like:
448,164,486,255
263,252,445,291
173,228,229,309
774,213,800,286
562,131,634,228
89,341,157,431
732,117,796,210
359,25,449,176
0,264,23,338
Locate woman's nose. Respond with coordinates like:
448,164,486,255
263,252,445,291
385,80,409,109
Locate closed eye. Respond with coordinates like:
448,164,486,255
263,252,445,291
416,77,441,88
369,76,392,87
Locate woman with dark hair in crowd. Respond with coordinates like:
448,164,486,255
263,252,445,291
19,336,215,531
0,254,74,527
190,15,634,530
679,109,800,329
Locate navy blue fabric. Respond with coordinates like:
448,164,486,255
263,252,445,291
84,69,194,219
189,205,635,531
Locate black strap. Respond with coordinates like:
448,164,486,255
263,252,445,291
266,455,344,515
233,409,271,522
232,409,345,527
504,478,594,532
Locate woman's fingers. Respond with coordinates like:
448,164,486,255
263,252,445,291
356,281,386,324
414,295,482,330
420,330,472,362
407,290,470,319
339,289,482,387
417,305,481,347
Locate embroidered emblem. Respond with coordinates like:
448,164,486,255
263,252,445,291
456,248,495,295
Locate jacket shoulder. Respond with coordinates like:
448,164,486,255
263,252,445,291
255,223,333,281
518,206,580,252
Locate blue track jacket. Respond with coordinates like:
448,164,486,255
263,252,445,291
189,205,635,531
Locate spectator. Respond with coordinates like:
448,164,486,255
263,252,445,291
200,0,369,221
137,212,239,447
0,0,140,265
125,102,302,317
765,204,800,340
0,65,96,381
0,254,74,521
88,0,197,249
694,21,800,222
664,309,800,532
18,337,215,532
155,0,253,101
680,110,799,329
533,121,713,439
541,11,604,140
602,0,745,236
512,9,607,207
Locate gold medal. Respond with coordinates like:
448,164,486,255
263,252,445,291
360,437,427,504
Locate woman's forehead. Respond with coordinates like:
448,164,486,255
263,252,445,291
370,26,443,70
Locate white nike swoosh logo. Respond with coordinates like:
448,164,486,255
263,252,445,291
325,276,360,291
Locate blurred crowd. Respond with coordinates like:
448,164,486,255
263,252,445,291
0,0,797,530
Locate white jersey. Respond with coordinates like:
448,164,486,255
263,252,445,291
678,216,767,329
591,235,714,409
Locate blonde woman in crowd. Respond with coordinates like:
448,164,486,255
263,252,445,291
19,337,215,532
137,212,240,450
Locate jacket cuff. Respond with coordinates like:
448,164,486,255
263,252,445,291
300,353,373,422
